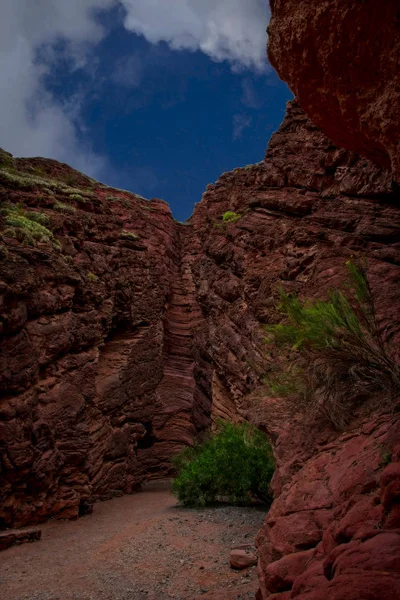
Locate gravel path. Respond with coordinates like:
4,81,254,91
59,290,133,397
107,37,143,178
0,481,266,600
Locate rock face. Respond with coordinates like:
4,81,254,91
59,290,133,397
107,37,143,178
268,0,400,181
0,527,41,551
186,101,400,599
1,100,400,593
0,152,210,527
188,101,400,424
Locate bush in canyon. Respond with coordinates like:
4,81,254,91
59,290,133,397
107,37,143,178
265,261,400,429
172,421,275,507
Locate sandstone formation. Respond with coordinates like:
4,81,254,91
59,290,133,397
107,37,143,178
186,101,400,599
0,527,41,552
230,545,259,570
268,0,400,182
0,151,210,527
0,75,400,600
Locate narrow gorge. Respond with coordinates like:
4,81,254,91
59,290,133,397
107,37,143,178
1,2,400,599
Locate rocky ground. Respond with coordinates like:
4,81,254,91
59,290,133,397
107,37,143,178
0,481,266,600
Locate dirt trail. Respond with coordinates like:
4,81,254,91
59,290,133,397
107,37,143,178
0,482,266,600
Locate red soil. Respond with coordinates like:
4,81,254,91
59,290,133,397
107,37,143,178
1,481,265,600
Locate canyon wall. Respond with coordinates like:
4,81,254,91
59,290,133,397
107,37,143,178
249,1,400,597
0,152,210,527
189,101,400,600
268,0,400,182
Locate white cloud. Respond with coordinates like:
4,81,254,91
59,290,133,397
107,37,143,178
0,0,116,176
233,114,252,140
120,0,270,72
241,77,262,109
0,0,269,177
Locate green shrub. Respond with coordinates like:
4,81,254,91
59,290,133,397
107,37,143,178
380,450,392,466
62,254,75,266
265,261,400,429
0,167,94,199
54,201,76,214
69,193,84,202
222,210,242,224
87,271,98,282
1,203,56,247
172,421,275,507
25,211,50,226
0,149,14,169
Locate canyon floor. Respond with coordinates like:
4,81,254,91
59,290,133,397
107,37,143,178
0,481,265,600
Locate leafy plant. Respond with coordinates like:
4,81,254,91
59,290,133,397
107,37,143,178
25,211,50,226
87,271,98,282
380,449,392,467
62,254,75,266
0,149,14,169
222,211,242,224
172,421,275,507
265,261,400,429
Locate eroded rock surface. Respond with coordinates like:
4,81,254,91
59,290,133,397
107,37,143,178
188,101,400,425
185,101,400,599
0,527,41,551
268,0,400,181
0,153,210,527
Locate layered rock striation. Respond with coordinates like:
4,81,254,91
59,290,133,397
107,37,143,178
187,101,400,599
0,152,209,527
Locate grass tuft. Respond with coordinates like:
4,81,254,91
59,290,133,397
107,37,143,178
0,167,95,199
54,201,76,214
120,230,139,240
1,202,57,247
87,272,98,282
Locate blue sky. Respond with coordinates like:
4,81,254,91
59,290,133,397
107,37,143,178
1,1,292,221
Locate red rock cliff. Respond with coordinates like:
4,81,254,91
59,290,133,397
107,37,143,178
0,152,210,527
268,0,400,182
187,101,400,600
